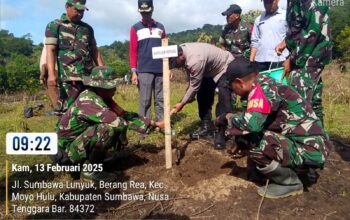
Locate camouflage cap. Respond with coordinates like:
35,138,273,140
83,66,118,89
67,0,89,11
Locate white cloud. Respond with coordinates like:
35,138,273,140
85,0,287,38
0,3,21,22
86,0,137,41
0,2,21,30
2,0,288,44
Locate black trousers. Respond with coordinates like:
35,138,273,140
197,74,233,121
255,61,284,72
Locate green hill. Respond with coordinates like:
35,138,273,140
168,24,223,44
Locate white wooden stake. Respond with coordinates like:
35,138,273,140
152,39,178,169
162,38,172,169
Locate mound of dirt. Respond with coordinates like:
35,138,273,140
14,138,350,219
99,138,350,219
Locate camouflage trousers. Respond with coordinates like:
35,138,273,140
55,81,85,114
58,124,126,163
288,66,324,123
235,131,330,169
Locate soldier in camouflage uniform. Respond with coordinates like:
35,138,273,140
216,59,331,198
276,0,332,124
219,4,251,59
45,0,104,114
56,66,160,182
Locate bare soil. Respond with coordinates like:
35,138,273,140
19,136,350,220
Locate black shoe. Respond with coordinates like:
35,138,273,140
247,158,266,184
214,127,226,150
297,167,320,187
190,120,214,139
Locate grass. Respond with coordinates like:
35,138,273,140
1,66,349,170
0,65,349,217
323,64,350,139
0,83,202,180
0,102,57,180
115,82,203,144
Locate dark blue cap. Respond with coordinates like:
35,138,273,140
222,4,242,16
138,0,153,12
226,58,258,83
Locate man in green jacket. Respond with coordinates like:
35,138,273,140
216,58,331,198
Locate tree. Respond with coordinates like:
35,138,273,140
330,1,350,58
0,30,38,93
168,24,223,44
108,60,130,78
110,41,129,61
0,30,33,60
2,54,39,93
336,26,350,63
197,32,213,43
100,40,130,63
241,10,263,25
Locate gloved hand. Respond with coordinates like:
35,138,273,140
215,114,228,127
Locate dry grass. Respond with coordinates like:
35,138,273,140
323,64,350,138
0,64,349,219
323,64,350,105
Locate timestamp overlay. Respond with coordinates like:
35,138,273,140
4,132,171,218
6,133,58,155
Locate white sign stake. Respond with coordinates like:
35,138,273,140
152,45,178,59
152,39,177,169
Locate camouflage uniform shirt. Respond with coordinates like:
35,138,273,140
219,20,251,59
227,74,331,166
45,14,97,81
286,0,332,68
57,89,126,141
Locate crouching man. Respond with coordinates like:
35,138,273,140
55,66,161,182
216,58,331,198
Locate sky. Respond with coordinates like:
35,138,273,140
0,0,287,46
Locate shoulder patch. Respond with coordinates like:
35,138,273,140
247,84,271,114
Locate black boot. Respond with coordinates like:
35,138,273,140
190,120,214,139
257,161,303,199
297,167,320,187
214,127,226,150
50,147,71,165
247,158,266,184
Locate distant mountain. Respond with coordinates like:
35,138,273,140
167,24,223,44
